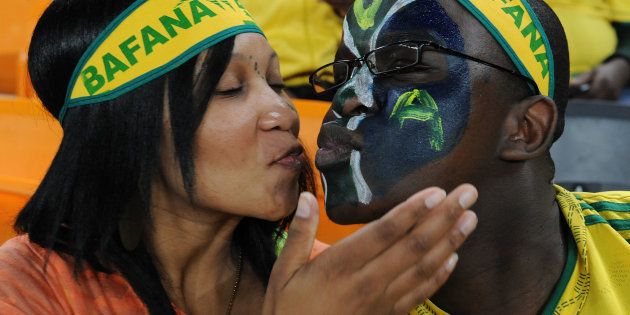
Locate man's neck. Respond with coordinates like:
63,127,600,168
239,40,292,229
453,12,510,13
431,181,567,315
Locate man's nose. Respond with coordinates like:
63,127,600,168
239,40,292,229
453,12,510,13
332,87,379,118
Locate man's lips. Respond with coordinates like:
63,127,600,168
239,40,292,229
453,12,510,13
316,123,363,169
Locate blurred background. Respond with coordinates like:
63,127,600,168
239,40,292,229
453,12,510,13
1,0,629,245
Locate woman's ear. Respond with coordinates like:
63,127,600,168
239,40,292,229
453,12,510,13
499,95,558,161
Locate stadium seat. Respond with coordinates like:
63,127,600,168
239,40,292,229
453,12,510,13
551,100,630,191
0,97,62,243
293,99,363,244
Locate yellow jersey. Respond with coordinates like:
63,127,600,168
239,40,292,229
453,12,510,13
545,0,630,74
239,0,343,87
413,186,630,315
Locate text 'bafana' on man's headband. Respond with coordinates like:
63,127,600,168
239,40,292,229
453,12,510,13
457,0,554,98
60,0,263,122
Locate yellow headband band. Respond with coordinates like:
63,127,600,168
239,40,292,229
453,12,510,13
60,0,262,121
457,0,554,98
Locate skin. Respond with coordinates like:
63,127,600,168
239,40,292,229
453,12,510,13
151,33,301,314
570,57,630,100
317,0,567,313
145,33,479,315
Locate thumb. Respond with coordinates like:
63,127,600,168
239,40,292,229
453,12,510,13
269,192,320,285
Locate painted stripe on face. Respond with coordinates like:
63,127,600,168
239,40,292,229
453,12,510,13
354,67,375,109
351,150,373,204
321,173,329,206
343,19,361,57
347,113,366,131
369,0,415,50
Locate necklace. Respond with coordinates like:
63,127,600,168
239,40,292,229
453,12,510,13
226,249,243,315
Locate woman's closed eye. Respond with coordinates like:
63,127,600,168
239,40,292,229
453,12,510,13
215,86,243,97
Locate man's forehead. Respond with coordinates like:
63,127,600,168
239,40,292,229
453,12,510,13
343,0,462,55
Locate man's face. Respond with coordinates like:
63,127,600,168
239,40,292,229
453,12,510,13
316,0,473,224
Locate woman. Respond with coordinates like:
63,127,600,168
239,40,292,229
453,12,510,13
0,0,478,314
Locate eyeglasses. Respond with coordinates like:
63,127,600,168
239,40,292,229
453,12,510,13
309,40,540,95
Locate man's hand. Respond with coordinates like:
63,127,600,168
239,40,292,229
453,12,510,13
263,185,478,314
321,0,354,16
570,57,630,100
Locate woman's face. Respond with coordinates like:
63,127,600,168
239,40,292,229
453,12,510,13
157,33,303,221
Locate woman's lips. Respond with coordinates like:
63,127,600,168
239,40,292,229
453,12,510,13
273,146,304,170
316,123,363,170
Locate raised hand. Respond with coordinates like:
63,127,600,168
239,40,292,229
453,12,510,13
263,184,478,314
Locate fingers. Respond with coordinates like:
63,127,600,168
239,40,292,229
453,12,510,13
269,192,320,286
358,184,477,286
328,187,447,272
383,210,477,303
392,253,459,315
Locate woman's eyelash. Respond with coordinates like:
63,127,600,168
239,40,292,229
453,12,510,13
215,86,243,95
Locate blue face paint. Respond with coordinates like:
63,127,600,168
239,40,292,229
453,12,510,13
316,0,472,223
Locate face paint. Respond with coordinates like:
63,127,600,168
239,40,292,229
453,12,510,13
389,89,444,152
316,0,472,223
353,0,384,30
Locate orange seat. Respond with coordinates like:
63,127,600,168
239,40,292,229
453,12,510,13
0,97,62,243
293,99,362,244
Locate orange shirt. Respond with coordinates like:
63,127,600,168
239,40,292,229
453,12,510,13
0,235,329,314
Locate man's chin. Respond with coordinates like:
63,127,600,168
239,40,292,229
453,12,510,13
325,197,390,225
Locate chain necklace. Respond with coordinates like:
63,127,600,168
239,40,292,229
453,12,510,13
225,249,243,315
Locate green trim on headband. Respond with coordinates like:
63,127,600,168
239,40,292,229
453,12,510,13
521,0,555,98
60,25,263,120
457,0,538,96
59,0,262,123
456,0,555,98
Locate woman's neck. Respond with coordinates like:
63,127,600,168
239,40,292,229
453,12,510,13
147,197,261,314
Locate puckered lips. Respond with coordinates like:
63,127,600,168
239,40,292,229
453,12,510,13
272,143,304,170
316,122,363,170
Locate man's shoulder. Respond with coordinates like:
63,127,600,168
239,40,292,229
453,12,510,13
572,190,630,238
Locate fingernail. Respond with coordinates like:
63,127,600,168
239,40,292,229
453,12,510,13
296,194,311,218
458,191,476,209
424,190,446,209
445,253,459,272
458,212,478,236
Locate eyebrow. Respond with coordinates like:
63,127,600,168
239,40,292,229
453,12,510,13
230,51,278,62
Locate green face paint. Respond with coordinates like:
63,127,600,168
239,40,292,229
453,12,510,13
389,89,444,152
353,0,383,31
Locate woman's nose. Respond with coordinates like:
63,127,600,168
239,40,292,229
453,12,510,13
258,93,299,136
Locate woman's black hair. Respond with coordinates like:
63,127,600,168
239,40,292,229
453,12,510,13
16,1,316,314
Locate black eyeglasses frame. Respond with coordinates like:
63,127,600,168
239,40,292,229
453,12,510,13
309,40,540,95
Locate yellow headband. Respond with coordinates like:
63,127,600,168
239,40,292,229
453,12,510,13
457,0,554,97
60,0,262,122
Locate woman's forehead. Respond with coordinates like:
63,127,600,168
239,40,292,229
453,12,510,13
343,0,463,55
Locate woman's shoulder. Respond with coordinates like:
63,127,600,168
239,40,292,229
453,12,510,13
0,235,147,314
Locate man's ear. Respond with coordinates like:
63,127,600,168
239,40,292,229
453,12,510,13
499,96,558,161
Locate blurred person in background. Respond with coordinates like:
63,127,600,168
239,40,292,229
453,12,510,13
546,0,630,101
241,0,354,100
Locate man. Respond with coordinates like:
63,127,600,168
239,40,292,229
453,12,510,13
311,0,630,313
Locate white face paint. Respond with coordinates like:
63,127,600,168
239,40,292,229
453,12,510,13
321,173,329,206
336,0,415,205
343,19,361,58
369,0,415,50
351,150,372,204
